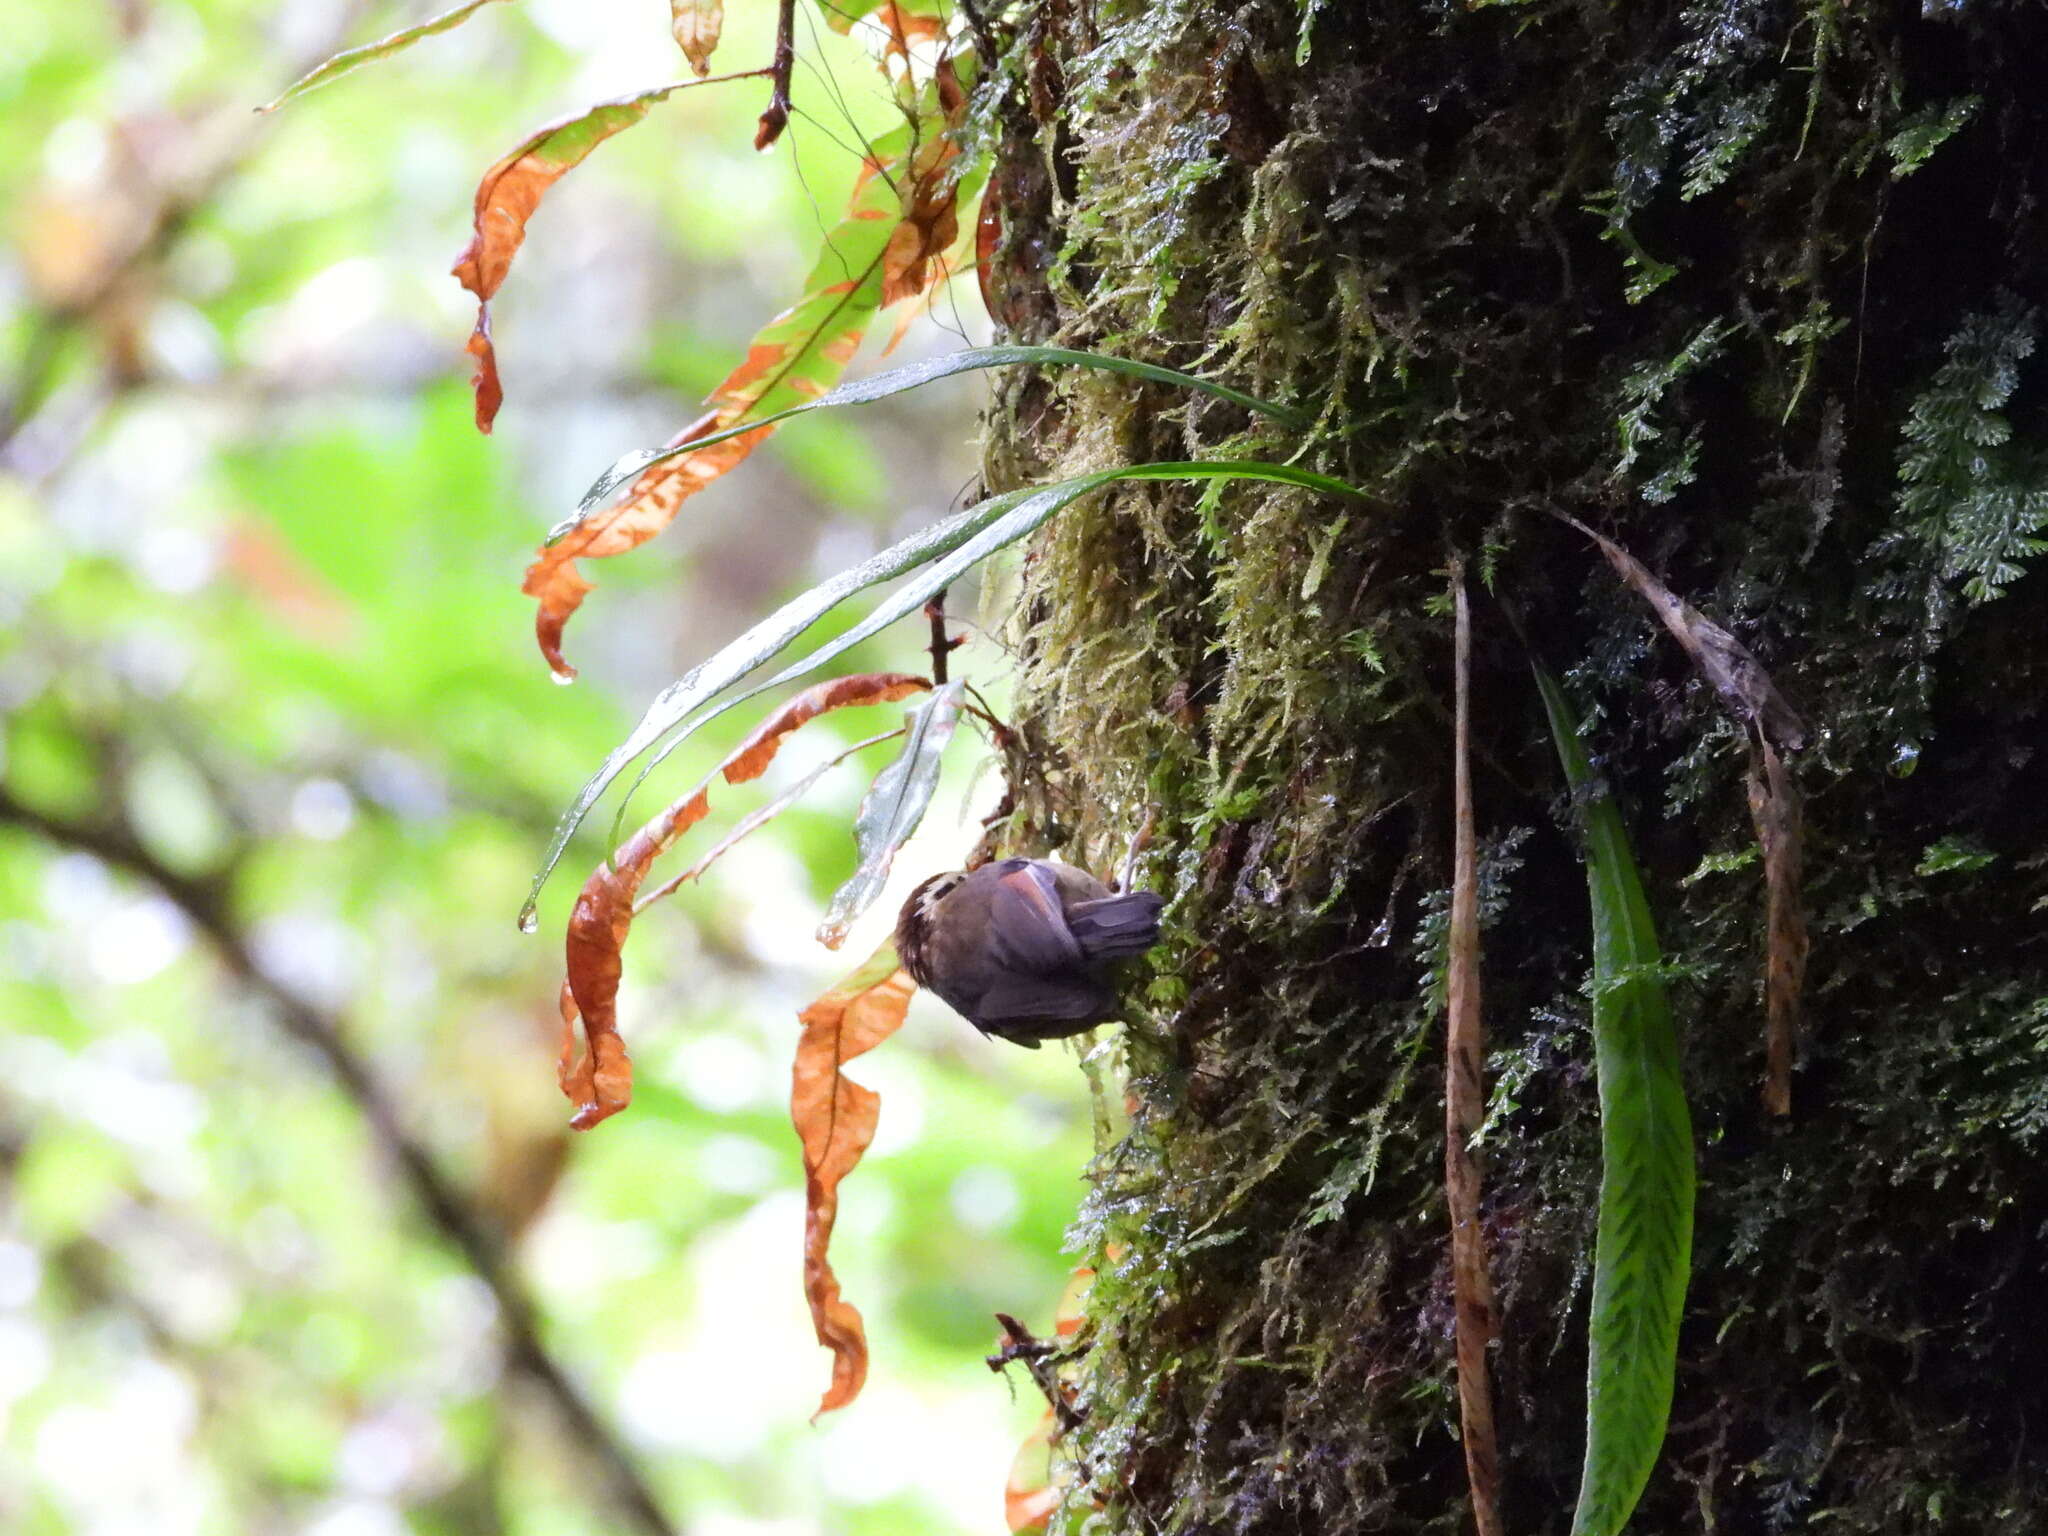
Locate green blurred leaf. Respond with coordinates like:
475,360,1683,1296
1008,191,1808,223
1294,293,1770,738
258,0,513,112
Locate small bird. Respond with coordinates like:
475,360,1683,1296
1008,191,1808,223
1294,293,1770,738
895,858,1166,1047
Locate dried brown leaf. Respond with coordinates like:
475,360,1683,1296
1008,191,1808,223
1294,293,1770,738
635,726,908,915
879,128,961,307
1557,512,1811,1116
792,943,915,1416
520,128,911,676
1445,566,1503,1536
1560,512,1808,752
1747,738,1806,1117
525,410,742,676
560,785,710,1130
556,673,927,1129
722,672,927,784
452,81,724,434
670,0,724,76
464,307,503,434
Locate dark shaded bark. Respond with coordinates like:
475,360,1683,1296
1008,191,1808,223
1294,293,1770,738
976,2,2048,1531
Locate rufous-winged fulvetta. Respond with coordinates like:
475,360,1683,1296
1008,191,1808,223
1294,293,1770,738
894,858,1165,1047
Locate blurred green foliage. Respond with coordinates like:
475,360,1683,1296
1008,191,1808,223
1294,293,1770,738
0,3,1087,1533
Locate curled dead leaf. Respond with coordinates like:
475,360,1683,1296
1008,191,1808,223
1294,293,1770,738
880,74,963,306
464,307,503,434
520,165,891,677
1556,512,1812,1115
556,674,928,1130
560,786,710,1130
670,0,724,76
722,672,927,784
453,81,728,436
1557,511,1808,752
793,943,916,1416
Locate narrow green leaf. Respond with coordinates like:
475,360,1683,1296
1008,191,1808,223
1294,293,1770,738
552,345,1303,544
1534,665,1695,1536
607,460,1360,837
258,0,511,112
519,460,1359,924
816,681,964,947
517,494,1005,928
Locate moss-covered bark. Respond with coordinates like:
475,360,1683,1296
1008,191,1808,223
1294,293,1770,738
974,1,2048,1531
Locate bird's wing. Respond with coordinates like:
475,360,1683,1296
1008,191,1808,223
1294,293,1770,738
974,973,1113,1030
988,862,1085,974
1064,892,1165,960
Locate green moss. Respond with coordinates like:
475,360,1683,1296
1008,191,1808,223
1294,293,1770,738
973,0,2048,1530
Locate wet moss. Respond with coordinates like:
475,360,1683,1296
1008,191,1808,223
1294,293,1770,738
977,0,2048,1531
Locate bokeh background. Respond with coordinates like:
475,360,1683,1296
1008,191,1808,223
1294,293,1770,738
0,3,1099,1532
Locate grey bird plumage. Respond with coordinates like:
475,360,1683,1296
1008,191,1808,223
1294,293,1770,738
894,858,1165,1047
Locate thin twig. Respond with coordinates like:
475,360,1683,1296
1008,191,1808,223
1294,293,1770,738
954,0,1001,67
925,586,964,686
1445,562,1504,1536
1116,805,1157,895
988,1312,1083,1432
0,785,681,1536
632,725,907,912
755,0,798,150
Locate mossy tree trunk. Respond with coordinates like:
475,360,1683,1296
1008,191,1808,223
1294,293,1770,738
974,2,2048,1531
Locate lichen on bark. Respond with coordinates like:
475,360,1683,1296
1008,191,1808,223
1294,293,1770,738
975,1,2048,1532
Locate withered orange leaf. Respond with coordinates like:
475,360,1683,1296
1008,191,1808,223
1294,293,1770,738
561,785,711,1130
880,129,962,307
670,0,724,76
557,673,925,1130
453,80,727,434
522,84,966,677
792,942,915,1417
722,672,927,784
1557,511,1811,1117
464,308,503,435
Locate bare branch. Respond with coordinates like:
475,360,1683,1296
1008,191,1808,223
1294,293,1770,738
0,784,681,1536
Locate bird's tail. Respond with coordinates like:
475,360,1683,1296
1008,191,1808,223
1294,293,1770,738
1065,891,1165,960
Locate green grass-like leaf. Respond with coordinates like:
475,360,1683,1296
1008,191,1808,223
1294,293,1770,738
258,0,510,113
1535,665,1695,1536
519,460,1358,923
552,345,1305,544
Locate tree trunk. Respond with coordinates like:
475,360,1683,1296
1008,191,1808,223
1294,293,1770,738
976,2,2048,1531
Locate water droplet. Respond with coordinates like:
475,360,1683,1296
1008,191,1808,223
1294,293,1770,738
1889,740,1921,778
551,671,575,687
517,904,539,934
